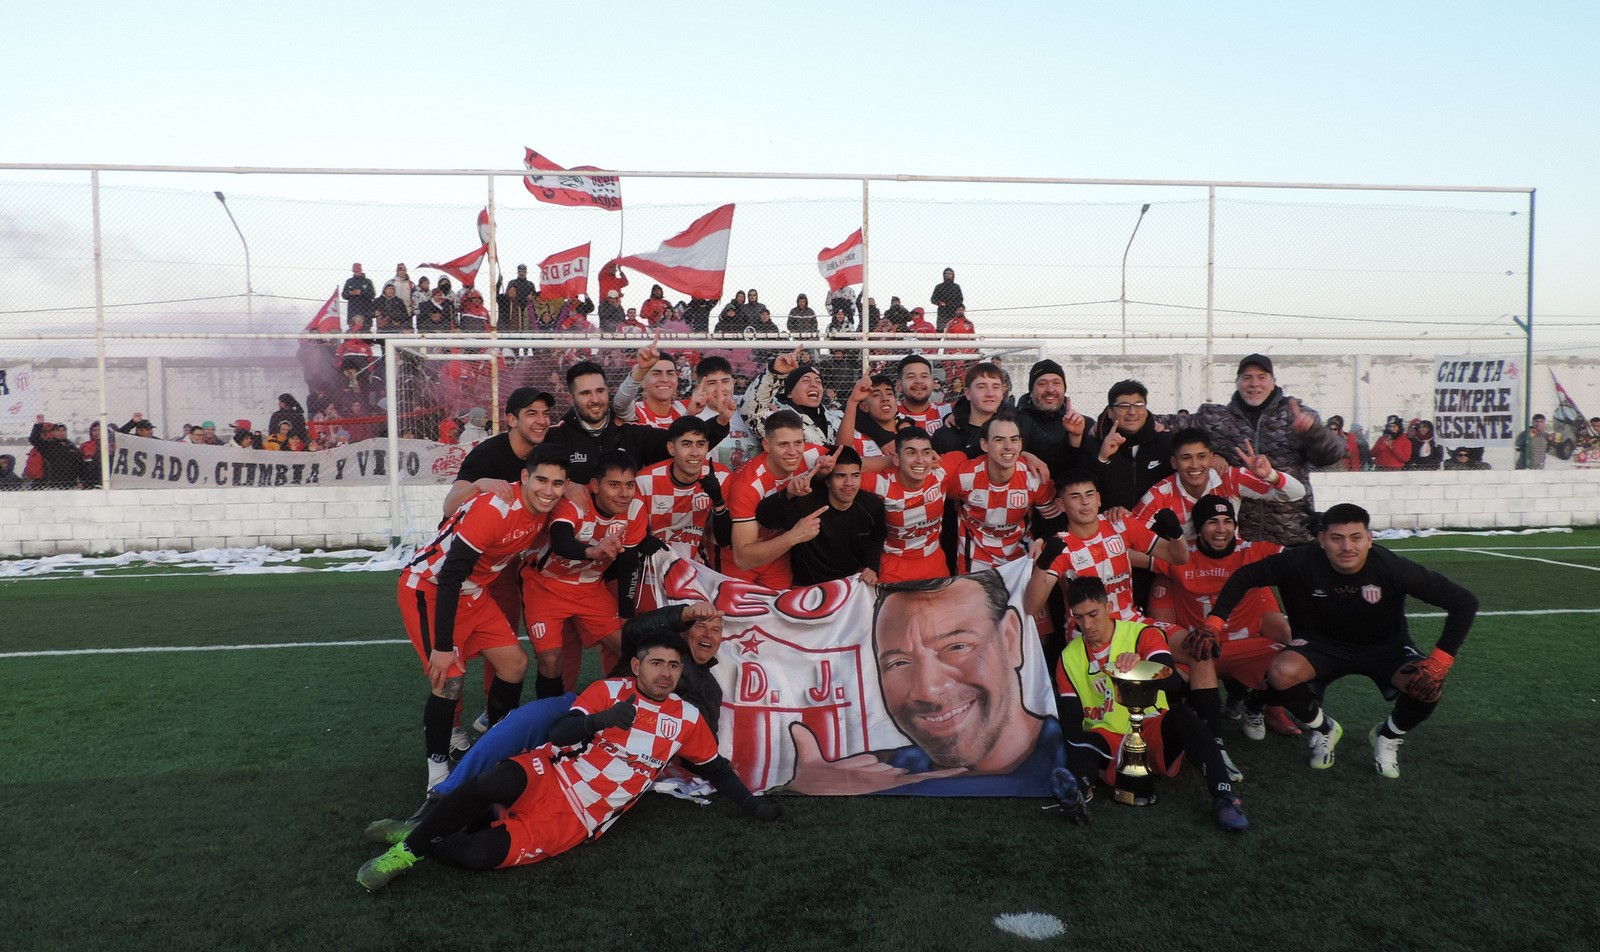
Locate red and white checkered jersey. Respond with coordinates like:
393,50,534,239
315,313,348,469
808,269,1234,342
551,678,719,836
725,445,827,528
1132,466,1278,541
865,467,947,558
945,457,1052,570
849,431,886,458
538,497,649,585
1150,539,1283,636
899,401,947,435
402,492,548,599
632,399,692,429
635,459,730,561
1043,515,1161,620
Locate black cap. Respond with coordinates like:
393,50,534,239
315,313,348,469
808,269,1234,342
1192,494,1236,532
1028,358,1067,390
1237,354,1274,376
505,386,555,415
516,264,527,271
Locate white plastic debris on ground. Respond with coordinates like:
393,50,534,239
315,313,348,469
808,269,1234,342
0,545,415,579
1371,526,1574,541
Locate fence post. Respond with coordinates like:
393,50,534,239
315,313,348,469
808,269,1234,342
385,339,402,548
487,173,500,434
92,169,111,493
1205,185,1216,403
860,178,870,375
1521,189,1536,468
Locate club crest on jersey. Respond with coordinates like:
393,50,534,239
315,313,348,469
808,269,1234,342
923,484,943,504
658,718,679,740
1103,535,1127,557
530,622,547,639
1007,489,1029,509
692,495,710,511
1361,584,1382,604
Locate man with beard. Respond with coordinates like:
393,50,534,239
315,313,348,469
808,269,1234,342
783,571,1064,796
544,361,730,487
896,354,948,436
357,628,783,891
1184,355,1346,545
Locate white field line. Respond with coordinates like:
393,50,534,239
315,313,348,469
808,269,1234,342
5,609,1600,659
0,639,407,659
1458,549,1600,574
1402,546,1600,553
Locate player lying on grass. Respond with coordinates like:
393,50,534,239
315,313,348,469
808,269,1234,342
1051,576,1249,832
397,447,569,793
1200,502,1478,777
358,628,785,891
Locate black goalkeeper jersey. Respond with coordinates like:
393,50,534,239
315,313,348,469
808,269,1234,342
1209,543,1478,656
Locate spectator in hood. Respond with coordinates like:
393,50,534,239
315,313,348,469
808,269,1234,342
788,294,819,337
931,267,964,330
1372,416,1412,471
385,264,414,314
1404,419,1444,471
0,453,22,490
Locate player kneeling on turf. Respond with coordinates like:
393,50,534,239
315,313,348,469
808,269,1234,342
1200,503,1477,777
358,628,786,891
1052,577,1248,832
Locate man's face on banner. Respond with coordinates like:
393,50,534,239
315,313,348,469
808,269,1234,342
874,579,1026,771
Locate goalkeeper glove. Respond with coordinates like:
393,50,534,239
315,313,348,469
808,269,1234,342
1401,648,1454,703
1151,507,1184,541
1184,627,1221,661
1035,535,1067,573
593,698,637,732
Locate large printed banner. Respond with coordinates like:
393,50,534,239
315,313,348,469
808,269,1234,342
106,433,465,489
648,553,1063,797
0,363,37,438
1433,357,1520,446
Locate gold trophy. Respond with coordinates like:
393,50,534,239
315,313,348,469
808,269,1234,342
1109,660,1171,807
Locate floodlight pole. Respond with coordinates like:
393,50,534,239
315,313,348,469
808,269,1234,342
1120,203,1151,356
213,191,254,334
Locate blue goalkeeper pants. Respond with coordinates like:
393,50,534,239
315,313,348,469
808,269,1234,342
433,693,576,797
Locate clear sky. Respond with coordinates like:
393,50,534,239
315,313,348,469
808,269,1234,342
3,0,1595,352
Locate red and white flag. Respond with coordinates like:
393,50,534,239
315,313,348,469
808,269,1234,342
476,208,491,245
817,229,864,291
420,244,489,288
523,148,622,211
304,290,341,333
611,204,735,300
538,242,592,300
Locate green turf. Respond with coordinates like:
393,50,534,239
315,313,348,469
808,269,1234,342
3,535,1598,951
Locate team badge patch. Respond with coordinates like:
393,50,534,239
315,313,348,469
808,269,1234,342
1361,584,1382,604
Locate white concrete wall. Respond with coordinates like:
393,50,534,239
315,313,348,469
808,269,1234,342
1,472,1595,559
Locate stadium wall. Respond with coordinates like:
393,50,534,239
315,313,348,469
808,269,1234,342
2,471,1597,558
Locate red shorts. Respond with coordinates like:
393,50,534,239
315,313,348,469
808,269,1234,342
1215,635,1281,688
1090,715,1184,786
493,752,590,869
522,571,622,653
878,551,949,584
397,579,519,679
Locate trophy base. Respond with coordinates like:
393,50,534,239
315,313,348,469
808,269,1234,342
1112,787,1157,807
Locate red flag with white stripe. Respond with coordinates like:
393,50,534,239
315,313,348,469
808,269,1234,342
477,208,491,245
523,148,622,211
817,228,864,291
303,289,340,333
420,244,488,288
611,205,735,300
537,243,592,300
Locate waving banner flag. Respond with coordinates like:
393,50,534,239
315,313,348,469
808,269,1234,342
537,243,592,300
645,552,1062,797
817,228,864,291
523,148,622,211
420,244,489,288
611,205,735,300
303,290,341,333
477,208,491,245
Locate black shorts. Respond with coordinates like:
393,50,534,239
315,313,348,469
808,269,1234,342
1286,638,1423,701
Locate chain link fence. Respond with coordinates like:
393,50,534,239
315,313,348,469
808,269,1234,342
4,165,1589,505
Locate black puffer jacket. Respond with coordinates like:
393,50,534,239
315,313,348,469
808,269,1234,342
1086,412,1173,513
1187,387,1346,545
